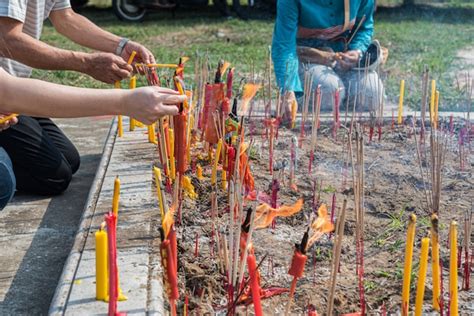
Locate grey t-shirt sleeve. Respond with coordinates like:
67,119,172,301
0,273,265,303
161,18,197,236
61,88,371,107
0,0,28,22
52,0,71,11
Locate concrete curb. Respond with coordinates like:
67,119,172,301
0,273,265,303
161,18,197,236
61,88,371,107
48,118,117,316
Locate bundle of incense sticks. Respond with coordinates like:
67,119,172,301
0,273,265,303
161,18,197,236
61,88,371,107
327,199,348,316
350,124,366,315
299,69,314,147
462,210,472,290
309,85,321,173
412,90,449,214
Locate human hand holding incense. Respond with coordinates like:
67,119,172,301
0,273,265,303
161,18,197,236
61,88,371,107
337,50,361,71
121,41,156,67
0,68,184,124
84,52,133,84
0,114,18,131
281,90,296,123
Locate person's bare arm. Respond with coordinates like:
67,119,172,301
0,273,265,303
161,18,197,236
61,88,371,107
0,69,184,124
0,17,132,83
49,8,155,65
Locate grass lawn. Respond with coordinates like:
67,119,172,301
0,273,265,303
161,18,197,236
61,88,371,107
35,2,474,110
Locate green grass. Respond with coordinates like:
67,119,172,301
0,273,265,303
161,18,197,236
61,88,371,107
34,2,474,109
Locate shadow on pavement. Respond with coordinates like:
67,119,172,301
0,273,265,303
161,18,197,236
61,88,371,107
0,153,102,315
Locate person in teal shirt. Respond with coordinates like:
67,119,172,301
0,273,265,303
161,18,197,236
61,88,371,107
272,0,383,115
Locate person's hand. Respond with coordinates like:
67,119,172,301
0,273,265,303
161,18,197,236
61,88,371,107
124,87,186,124
84,52,133,84
281,90,296,123
121,41,155,66
338,50,361,70
0,114,18,132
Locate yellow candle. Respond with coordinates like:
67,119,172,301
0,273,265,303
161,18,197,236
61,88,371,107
434,90,439,129
449,221,458,316
129,76,137,131
169,129,176,181
153,167,165,219
196,164,204,180
398,79,405,125
430,80,436,125
112,176,120,216
222,170,227,190
431,214,440,311
415,237,430,316
211,139,223,185
95,223,108,301
402,213,417,315
148,123,157,144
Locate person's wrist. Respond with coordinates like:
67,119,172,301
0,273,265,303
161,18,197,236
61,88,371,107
115,38,130,56
70,51,90,73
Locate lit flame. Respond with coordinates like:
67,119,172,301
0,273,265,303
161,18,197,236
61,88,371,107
254,199,303,229
306,204,334,249
162,202,177,239
240,83,262,113
220,61,231,76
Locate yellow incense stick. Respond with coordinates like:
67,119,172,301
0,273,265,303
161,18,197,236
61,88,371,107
431,214,441,311
0,113,18,124
211,139,223,185
434,90,439,129
398,79,405,125
449,221,458,316
148,123,157,144
114,81,123,137
414,237,430,316
112,176,120,216
429,80,436,125
169,129,176,181
135,63,178,69
153,166,165,219
401,214,417,315
129,76,137,131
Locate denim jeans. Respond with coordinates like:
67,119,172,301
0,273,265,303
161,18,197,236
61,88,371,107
298,63,384,111
0,147,15,210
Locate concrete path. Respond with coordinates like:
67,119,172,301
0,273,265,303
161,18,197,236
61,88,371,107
50,117,164,316
0,117,111,315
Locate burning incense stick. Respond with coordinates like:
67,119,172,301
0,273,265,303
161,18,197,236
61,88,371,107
327,199,347,316
449,221,458,315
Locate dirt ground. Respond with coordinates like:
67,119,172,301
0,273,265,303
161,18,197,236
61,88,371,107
161,115,472,315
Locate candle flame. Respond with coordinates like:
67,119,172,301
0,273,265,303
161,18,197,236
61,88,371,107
240,83,262,113
254,199,303,229
306,204,334,249
162,202,177,238
220,61,231,76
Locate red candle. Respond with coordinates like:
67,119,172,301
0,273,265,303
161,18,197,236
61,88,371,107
247,250,263,316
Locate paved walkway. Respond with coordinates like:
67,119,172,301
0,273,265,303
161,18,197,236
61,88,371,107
50,117,165,315
0,117,111,315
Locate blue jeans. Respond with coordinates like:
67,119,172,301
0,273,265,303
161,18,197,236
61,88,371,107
298,63,383,111
0,147,15,210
